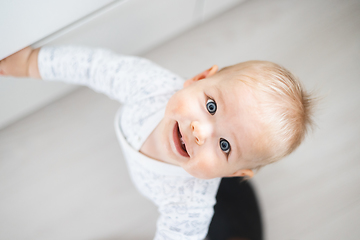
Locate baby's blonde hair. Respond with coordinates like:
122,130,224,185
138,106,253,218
218,61,314,169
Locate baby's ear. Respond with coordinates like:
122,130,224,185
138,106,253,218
226,169,254,178
183,65,218,88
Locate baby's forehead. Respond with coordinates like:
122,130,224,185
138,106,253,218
212,76,258,105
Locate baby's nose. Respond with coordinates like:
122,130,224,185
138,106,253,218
190,121,211,145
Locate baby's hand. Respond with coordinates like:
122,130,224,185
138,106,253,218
0,47,40,78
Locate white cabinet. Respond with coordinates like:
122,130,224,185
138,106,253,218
0,0,115,60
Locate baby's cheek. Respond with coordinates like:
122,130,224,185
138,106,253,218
175,101,189,115
167,99,191,120
184,154,221,179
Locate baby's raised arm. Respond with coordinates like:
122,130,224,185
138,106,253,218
0,47,41,79
1,45,183,105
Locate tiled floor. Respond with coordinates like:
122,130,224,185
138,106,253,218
0,0,359,239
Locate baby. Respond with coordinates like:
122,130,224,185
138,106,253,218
0,46,313,240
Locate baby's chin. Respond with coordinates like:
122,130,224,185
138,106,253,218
182,165,221,180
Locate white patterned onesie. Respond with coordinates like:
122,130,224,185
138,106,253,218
38,46,221,240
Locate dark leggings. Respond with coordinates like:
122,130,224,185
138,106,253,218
206,177,263,240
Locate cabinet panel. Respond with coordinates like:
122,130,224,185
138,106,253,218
0,0,114,60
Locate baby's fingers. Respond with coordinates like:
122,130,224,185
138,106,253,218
0,57,15,76
0,47,33,77
0,58,7,75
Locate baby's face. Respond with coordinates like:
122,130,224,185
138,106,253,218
156,73,262,179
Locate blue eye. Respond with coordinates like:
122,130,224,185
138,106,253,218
206,99,217,115
220,138,230,153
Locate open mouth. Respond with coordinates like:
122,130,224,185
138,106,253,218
173,122,190,157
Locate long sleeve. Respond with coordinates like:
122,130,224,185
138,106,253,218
38,45,184,104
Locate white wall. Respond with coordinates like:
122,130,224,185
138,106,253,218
0,0,245,130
